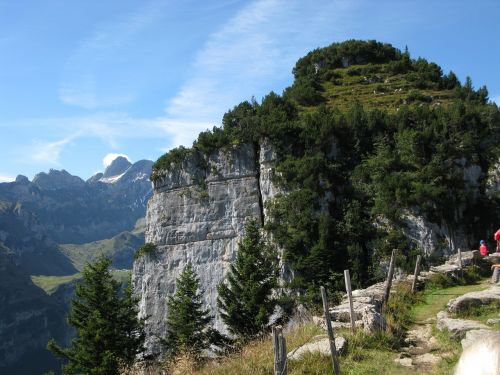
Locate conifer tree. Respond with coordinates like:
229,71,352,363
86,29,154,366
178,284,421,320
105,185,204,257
217,218,279,340
47,258,144,375
164,264,225,359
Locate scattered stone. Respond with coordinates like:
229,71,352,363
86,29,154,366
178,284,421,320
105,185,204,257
487,318,500,325
447,285,500,313
394,357,413,367
460,329,500,349
436,310,488,339
287,335,346,360
412,353,441,366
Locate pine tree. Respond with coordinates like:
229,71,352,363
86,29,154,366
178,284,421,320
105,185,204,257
164,264,225,359
47,258,144,375
217,218,279,340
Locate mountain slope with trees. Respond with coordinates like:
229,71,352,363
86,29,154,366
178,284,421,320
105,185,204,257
151,39,500,303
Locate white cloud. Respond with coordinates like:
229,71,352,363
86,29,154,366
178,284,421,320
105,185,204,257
0,175,15,183
103,153,131,168
32,133,81,165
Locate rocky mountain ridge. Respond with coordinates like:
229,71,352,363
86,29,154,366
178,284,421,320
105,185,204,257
0,157,153,244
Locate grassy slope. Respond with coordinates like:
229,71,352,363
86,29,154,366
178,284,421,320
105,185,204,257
297,64,457,115
177,279,492,375
60,231,143,271
31,270,131,295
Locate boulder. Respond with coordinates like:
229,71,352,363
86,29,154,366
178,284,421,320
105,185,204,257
436,311,488,339
362,310,386,333
447,286,500,313
287,335,346,360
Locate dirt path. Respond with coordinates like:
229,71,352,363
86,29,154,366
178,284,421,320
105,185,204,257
395,280,492,373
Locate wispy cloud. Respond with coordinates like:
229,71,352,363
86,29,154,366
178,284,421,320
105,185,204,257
32,133,82,164
164,0,359,128
22,0,363,167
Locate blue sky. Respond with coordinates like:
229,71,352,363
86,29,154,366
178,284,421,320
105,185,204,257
1,0,499,181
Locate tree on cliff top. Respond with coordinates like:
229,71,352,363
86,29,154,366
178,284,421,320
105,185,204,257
163,264,227,360
47,258,144,375
217,218,279,340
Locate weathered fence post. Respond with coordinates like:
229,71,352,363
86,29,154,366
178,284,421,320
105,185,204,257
344,270,356,332
411,255,421,294
320,286,341,375
383,249,397,304
458,248,463,269
272,326,287,375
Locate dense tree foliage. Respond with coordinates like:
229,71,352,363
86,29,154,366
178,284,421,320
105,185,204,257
47,258,144,375
217,218,279,340
163,264,226,360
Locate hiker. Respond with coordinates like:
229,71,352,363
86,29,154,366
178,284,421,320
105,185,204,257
479,240,489,257
494,228,500,253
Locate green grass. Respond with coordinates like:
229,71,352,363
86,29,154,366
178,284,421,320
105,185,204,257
60,231,142,271
31,273,82,295
412,279,490,322
316,64,457,113
31,270,131,295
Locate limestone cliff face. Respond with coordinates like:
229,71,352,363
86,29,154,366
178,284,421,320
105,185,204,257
132,142,279,355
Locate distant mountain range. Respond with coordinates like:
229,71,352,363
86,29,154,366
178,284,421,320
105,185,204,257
0,156,153,244
0,156,153,374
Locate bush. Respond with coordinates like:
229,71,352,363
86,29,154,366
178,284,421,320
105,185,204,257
134,243,157,260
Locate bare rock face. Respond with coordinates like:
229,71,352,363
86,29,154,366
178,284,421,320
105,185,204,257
401,211,469,256
133,143,279,356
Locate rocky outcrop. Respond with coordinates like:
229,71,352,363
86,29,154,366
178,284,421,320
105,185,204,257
401,211,469,256
133,143,278,356
446,285,500,314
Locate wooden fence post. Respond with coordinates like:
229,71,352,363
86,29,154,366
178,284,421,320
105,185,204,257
458,248,463,269
411,255,421,294
272,326,287,375
320,286,341,375
383,249,397,304
344,270,356,332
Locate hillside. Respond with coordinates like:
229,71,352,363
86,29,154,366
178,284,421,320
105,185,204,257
149,39,500,293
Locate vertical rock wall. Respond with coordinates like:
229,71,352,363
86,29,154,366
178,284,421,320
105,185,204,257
132,143,268,355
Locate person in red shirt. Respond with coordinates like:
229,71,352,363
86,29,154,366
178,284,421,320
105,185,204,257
480,240,489,257
494,229,500,253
